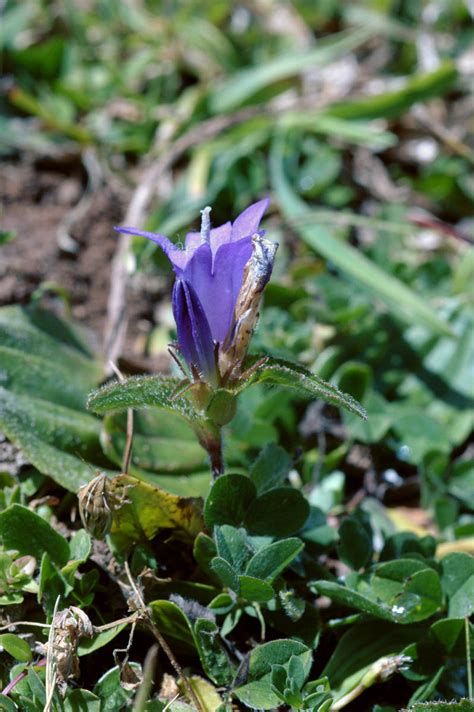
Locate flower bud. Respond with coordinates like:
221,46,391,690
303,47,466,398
219,232,278,379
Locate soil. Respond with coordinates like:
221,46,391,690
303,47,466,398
0,158,168,367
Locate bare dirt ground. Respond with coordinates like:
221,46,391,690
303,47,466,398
0,159,168,367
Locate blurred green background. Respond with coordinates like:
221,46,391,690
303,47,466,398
0,2,473,708
1,0,473,522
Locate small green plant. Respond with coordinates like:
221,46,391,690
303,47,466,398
271,662,333,711
0,549,37,605
0,1,472,709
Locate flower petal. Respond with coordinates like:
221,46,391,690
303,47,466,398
183,237,253,344
210,222,232,252
185,221,232,254
172,279,216,381
184,231,201,251
114,227,187,270
231,198,270,241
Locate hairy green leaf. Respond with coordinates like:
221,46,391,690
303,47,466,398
87,375,204,427
238,356,367,419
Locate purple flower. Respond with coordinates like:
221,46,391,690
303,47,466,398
115,199,275,383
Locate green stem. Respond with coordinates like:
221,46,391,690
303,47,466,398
208,431,224,479
196,423,224,479
466,617,473,701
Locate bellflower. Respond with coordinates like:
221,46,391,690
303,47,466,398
115,199,277,385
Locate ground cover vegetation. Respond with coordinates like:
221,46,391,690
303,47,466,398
0,1,473,710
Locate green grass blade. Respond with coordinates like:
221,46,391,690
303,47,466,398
209,28,371,113
328,63,458,121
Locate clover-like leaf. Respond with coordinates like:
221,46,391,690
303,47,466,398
312,564,442,625
149,600,196,651
245,538,304,582
440,552,474,618
194,618,235,686
238,575,274,603
204,474,257,528
234,639,312,709
244,488,310,536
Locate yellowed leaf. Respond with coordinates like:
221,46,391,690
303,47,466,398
385,506,436,537
109,474,204,543
179,675,222,712
436,538,474,558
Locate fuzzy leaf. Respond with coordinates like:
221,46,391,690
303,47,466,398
234,639,312,709
440,552,474,618
238,356,367,420
204,474,257,528
245,538,304,582
0,305,100,381
249,443,293,495
210,557,240,592
239,575,275,602
313,566,442,625
0,386,106,492
194,618,235,686
87,375,205,427
244,488,310,536
0,504,69,566
0,305,106,491
403,701,474,711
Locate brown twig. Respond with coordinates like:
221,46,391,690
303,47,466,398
409,214,474,245
123,562,203,712
0,615,141,635
0,621,51,632
94,614,141,632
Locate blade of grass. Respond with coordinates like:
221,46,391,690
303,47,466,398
285,209,413,236
132,645,158,712
467,617,473,701
327,63,458,121
8,87,92,143
277,113,398,149
209,27,371,113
